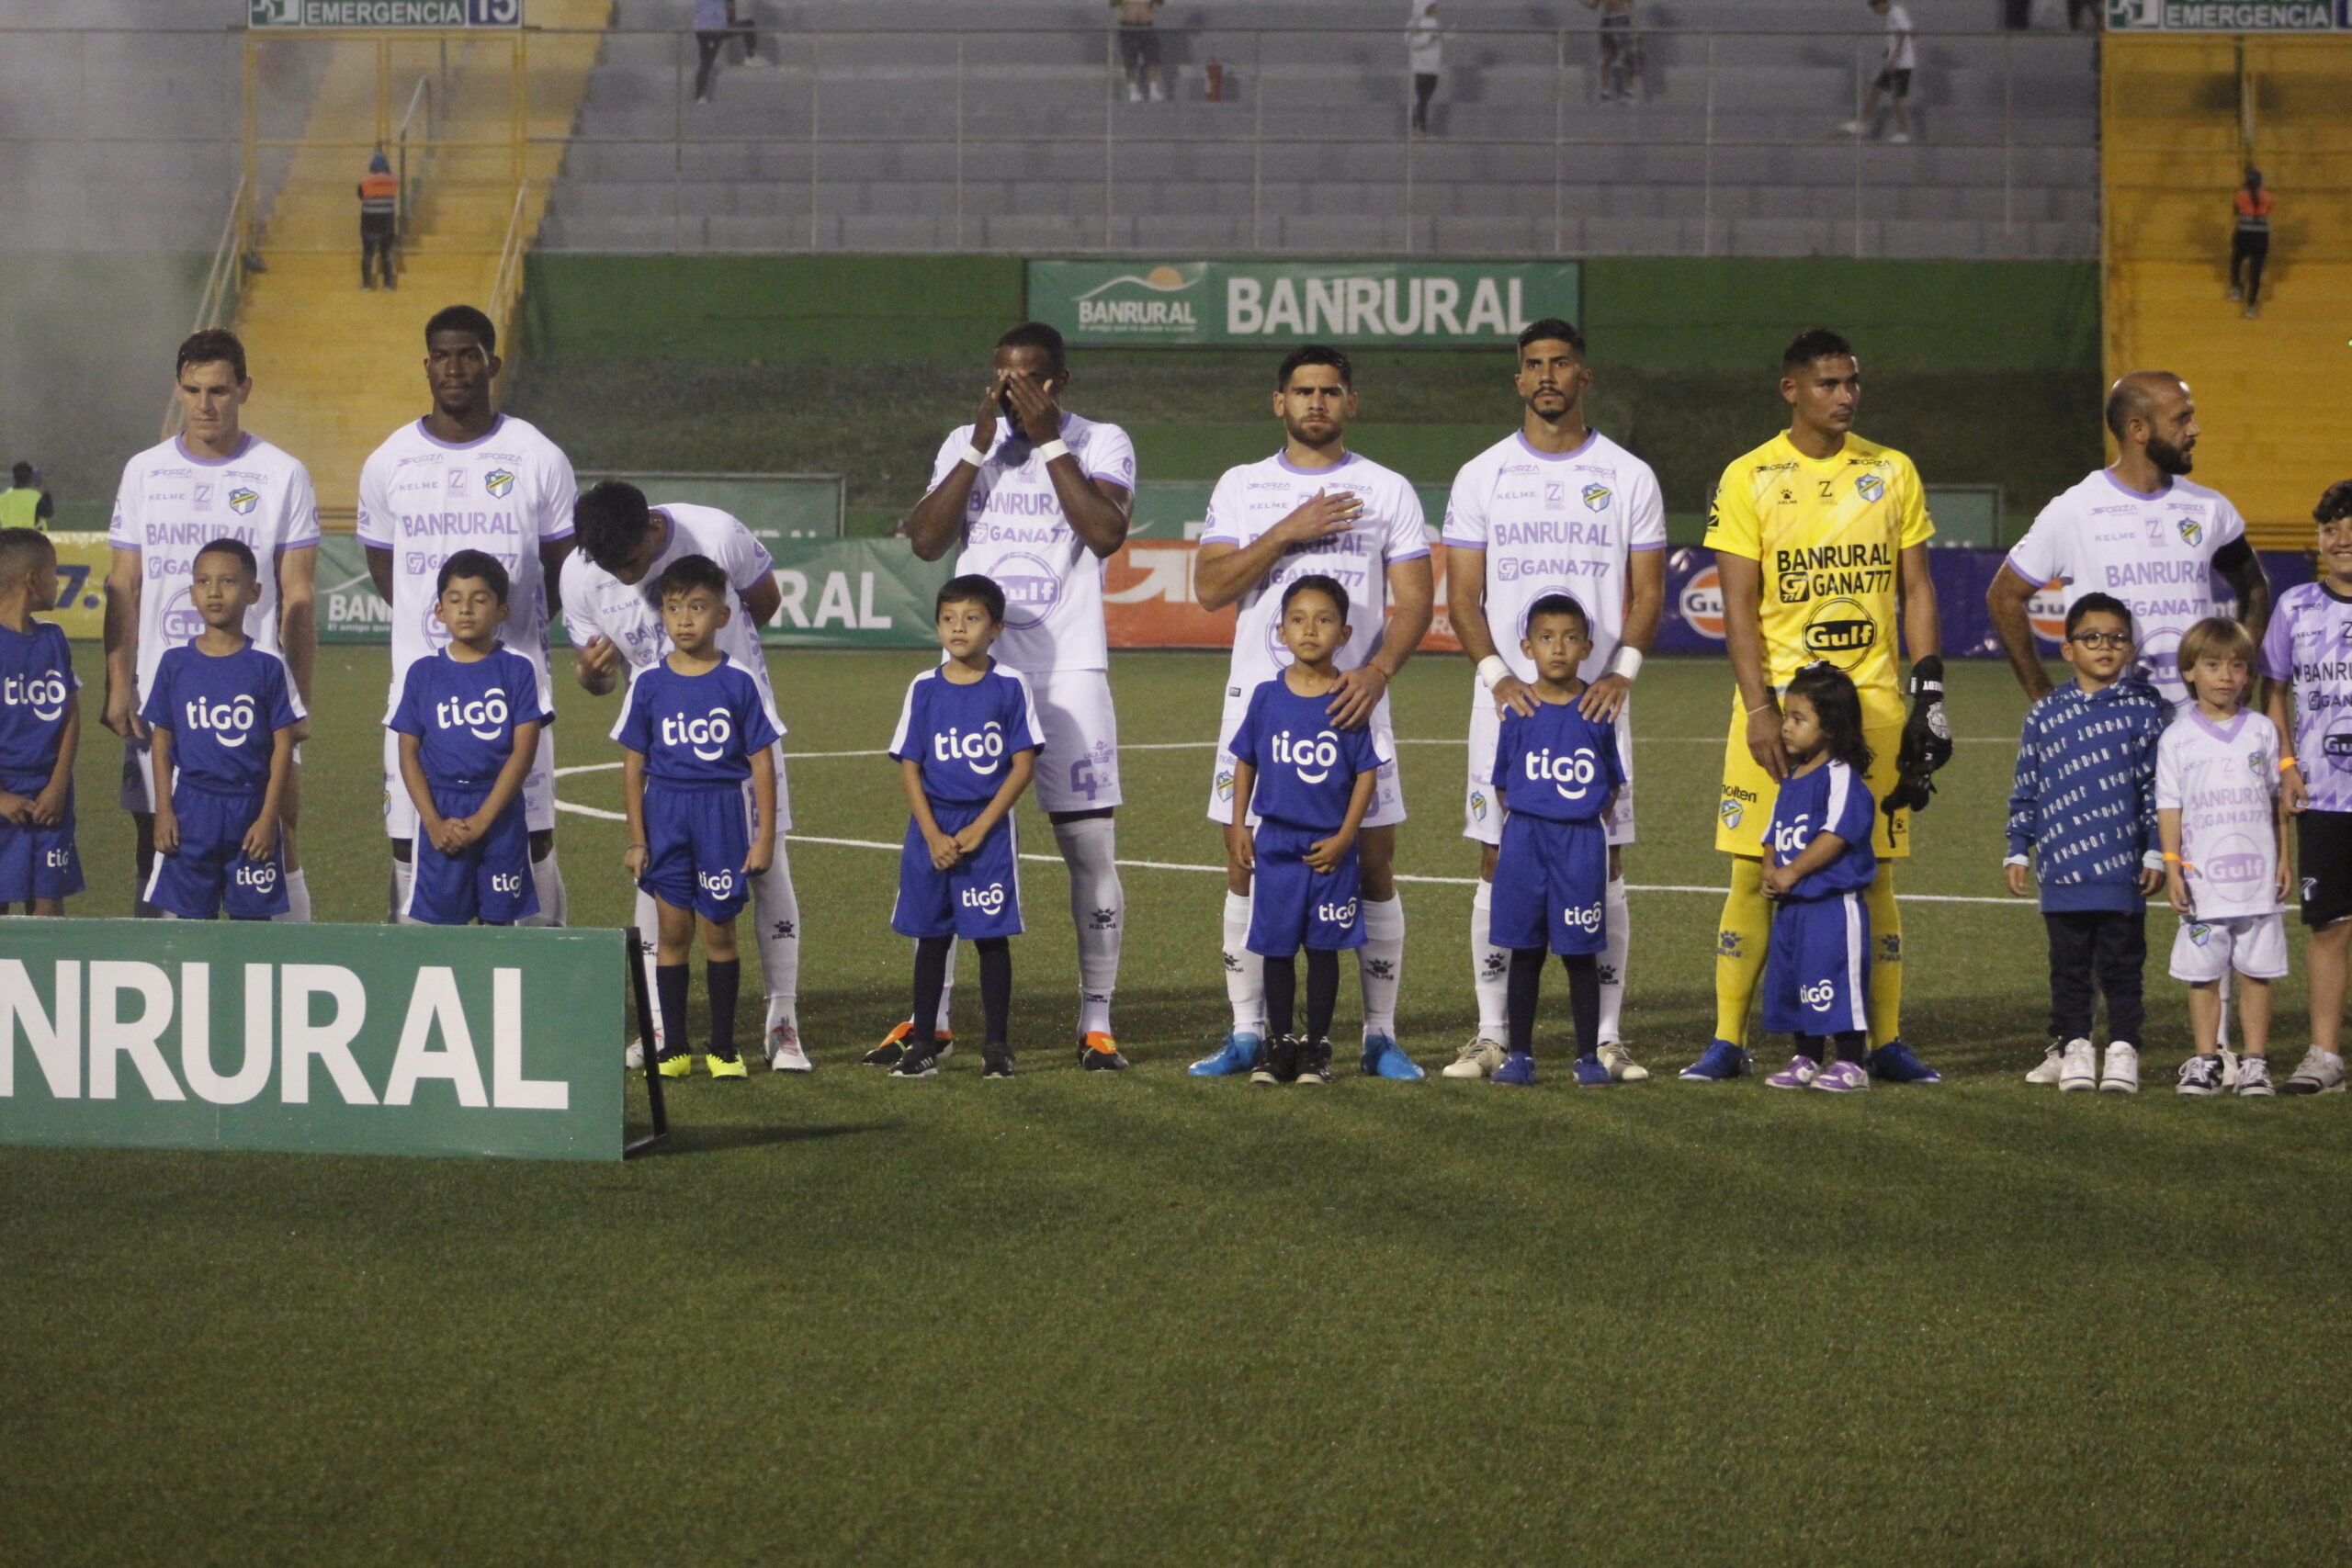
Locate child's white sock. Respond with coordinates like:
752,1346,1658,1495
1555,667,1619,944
1599,873,1631,1044
1471,880,1509,1040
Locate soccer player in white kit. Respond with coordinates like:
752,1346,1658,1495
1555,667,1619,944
102,329,320,919
1988,371,2271,711
358,306,576,926
900,321,1137,1070
1441,318,1666,1081
565,480,809,1071
1187,345,1436,1081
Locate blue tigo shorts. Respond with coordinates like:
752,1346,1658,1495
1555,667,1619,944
1248,818,1364,956
1762,889,1871,1036
1487,812,1607,955
0,773,81,904
145,782,286,920
894,800,1023,941
639,778,757,924
405,781,537,926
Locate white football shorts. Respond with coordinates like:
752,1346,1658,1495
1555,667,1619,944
2168,910,2289,983
1016,666,1121,814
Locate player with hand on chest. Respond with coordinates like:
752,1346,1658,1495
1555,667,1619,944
1188,345,1435,1083
358,305,577,929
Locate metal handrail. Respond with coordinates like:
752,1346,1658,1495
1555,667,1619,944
394,73,430,242
489,180,530,351
162,175,250,440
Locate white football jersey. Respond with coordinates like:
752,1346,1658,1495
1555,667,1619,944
924,410,1136,675
559,502,784,732
1202,449,1430,697
2007,468,2247,707
356,413,578,708
109,433,321,705
1442,428,1666,683
2155,708,2280,921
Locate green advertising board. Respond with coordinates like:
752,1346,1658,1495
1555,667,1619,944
0,919,628,1161
1030,261,1582,348
2106,0,2346,27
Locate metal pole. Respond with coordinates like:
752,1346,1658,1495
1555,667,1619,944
808,28,820,254
1852,34,1865,260
2003,29,2016,259
1252,29,1264,249
1552,27,1565,257
1704,32,1715,257
673,27,684,254
1104,27,1114,252
1403,30,1415,258
956,33,966,250
377,37,390,149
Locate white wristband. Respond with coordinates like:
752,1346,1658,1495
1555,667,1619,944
958,445,987,468
1035,438,1070,464
1476,655,1512,689
1607,646,1645,682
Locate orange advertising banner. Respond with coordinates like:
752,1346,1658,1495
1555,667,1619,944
1102,540,1461,653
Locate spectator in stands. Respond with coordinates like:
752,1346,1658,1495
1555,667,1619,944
1584,0,1642,101
2231,167,2272,321
1839,0,1916,145
1408,0,1446,135
358,152,397,291
1114,0,1168,103
693,0,772,106
0,464,52,532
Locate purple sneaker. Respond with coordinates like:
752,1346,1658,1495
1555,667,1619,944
1809,1060,1872,1093
1764,1055,1819,1089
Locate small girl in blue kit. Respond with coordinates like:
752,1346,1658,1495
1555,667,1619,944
1759,662,1881,1094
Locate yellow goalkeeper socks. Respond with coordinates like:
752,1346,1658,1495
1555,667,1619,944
1867,864,1904,1046
1712,857,1770,1047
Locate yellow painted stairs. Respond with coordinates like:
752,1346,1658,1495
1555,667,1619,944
229,4,610,520
2104,33,2352,546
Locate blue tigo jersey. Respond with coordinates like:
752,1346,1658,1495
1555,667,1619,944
613,656,781,784
888,660,1044,806
1762,758,1878,899
141,640,303,794
0,621,77,788
1496,698,1623,823
1227,675,1386,831
388,645,549,786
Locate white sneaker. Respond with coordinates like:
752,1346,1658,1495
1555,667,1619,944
1148,77,1168,102
1598,1042,1650,1082
1126,81,1145,103
2280,1046,2347,1095
1443,1038,1505,1079
2237,1055,2276,1097
766,1020,813,1073
1888,130,1912,144
2025,1043,2067,1085
2099,1042,2140,1094
1838,118,1865,135
2058,1037,2098,1092
2219,1046,2242,1089
624,1038,646,1070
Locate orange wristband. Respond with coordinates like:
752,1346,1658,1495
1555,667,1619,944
2280,756,2299,771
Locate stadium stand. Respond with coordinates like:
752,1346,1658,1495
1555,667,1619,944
2104,31,2351,540
540,0,2098,260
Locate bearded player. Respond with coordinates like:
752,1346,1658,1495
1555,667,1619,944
1680,329,1949,1084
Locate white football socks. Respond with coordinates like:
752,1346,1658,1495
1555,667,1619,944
1470,878,1509,1040
389,852,420,925
1600,873,1630,1045
752,839,801,1032
1053,816,1123,1037
1359,895,1405,1041
1223,888,1264,1035
522,841,567,927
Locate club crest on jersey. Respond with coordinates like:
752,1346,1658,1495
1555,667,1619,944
1855,474,1885,504
1469,789,1487,821
2177,515,2203,546
228,487,259,515
1582,483,1611,513
1719,798,1744,829
2188,921,2213,946
2248,750,2268,777
1215,768,1235,801
485,469,515,500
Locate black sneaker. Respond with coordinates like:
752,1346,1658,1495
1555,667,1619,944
2177,1054,2224,1097
861,1042,904,1068
1296,1037,1334,1085
1077,1032,1130,1071
890,1047,940,1079
982,1046,1015,1079
1250,1034,1301,1085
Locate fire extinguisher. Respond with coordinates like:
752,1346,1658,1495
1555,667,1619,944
1205,57,1225,101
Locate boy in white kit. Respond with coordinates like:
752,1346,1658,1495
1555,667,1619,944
2160,617,2292,1097
1442,316,1666,1082
358,305,576,927
1187,345,1436,1082
899,321,1136,1071
103,329,321,919
566,480,808,1071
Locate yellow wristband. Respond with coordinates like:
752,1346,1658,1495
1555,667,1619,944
2161,852,2182,863
2280,756,2300,771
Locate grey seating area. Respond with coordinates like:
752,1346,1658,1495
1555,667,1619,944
542,0,2099,258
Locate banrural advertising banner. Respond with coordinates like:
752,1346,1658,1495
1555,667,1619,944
0,920,628,1162
1030,261,1582,347
2106,0,2348,28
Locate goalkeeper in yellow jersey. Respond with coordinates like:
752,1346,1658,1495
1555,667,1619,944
1679,329,1951,1084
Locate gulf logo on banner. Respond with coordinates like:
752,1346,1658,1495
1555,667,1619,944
1679,563,1725,640
2028,580,2069,645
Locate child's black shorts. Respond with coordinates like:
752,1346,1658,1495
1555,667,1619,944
2297,809,2352,927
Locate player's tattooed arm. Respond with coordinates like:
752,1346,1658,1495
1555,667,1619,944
1308,767,1380,873
100,547,144,739
2215,539,2271,657
956,748,1035,860
246,728,292,863
901,758,961,869
1713,551,1786,780
1984,561,2055,703
1327,553,1435,731
621,750,651,877
2270,683,2308,814
1193,490,1363,610
744,747,777,876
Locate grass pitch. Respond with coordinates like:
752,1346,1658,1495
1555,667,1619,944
7,649,2352,1566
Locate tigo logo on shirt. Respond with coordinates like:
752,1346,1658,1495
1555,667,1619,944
436,693,510,740
1270,728,1341,783
2,672,69,721
185,695,259,747
662,707,735,761
934,722,1009,774
1522,746,1600,800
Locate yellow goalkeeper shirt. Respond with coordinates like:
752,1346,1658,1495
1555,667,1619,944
1702,430,1934,703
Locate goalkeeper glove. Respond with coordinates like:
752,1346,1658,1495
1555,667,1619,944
1884,655,1951,818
